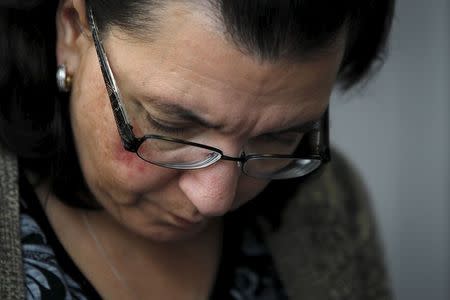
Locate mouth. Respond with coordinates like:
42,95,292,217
170,214,201,227
169,213,206,229
139,198,207,231
154,203,206,229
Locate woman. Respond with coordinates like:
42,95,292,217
0,0,395,299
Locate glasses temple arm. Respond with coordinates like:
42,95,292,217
87,8,138,151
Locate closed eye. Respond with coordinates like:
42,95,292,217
146,113,190,135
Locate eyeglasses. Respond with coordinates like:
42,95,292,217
87,8,330,180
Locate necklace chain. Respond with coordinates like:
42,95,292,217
82,212,138,299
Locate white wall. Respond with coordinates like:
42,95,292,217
331,0,449,299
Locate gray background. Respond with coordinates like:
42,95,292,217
331,0,449,299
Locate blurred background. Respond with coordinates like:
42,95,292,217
331,0,449,299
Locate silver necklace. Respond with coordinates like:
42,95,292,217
82,212,138,299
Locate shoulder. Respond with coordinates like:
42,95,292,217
291,148,373,229
0,144,24,299
261,148,392,300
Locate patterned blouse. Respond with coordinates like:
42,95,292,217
19,173,288,300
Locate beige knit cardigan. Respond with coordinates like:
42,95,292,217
0,145,392,300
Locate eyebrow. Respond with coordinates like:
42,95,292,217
142,96,321,133
277,119,320,134
142,97,224,130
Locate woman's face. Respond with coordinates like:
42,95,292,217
58,1,345,242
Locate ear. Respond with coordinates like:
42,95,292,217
56,0,89,75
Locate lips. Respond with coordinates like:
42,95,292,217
173,215,195,226
170,213,205,228
140,198,206,230
163,205,205,226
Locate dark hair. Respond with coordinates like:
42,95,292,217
0,0,395,209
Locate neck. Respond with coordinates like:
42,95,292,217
81,209,223,300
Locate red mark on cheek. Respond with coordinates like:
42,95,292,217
113,142,148,174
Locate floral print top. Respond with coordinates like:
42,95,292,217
19,173,288,300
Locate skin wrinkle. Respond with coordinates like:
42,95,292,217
116,56,329,140
107,21,341,140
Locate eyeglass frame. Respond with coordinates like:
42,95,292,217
86,7,331,178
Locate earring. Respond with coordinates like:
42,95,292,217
56,64,73,92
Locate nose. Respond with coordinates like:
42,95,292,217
178,158,240,217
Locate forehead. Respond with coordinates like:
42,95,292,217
101,2,345,133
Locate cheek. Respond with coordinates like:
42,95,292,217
79,130,179,209
69,57,181,204
71,90,175,197
106,136,179,192
112,141,146,174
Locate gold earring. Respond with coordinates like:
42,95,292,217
56,64,73,92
